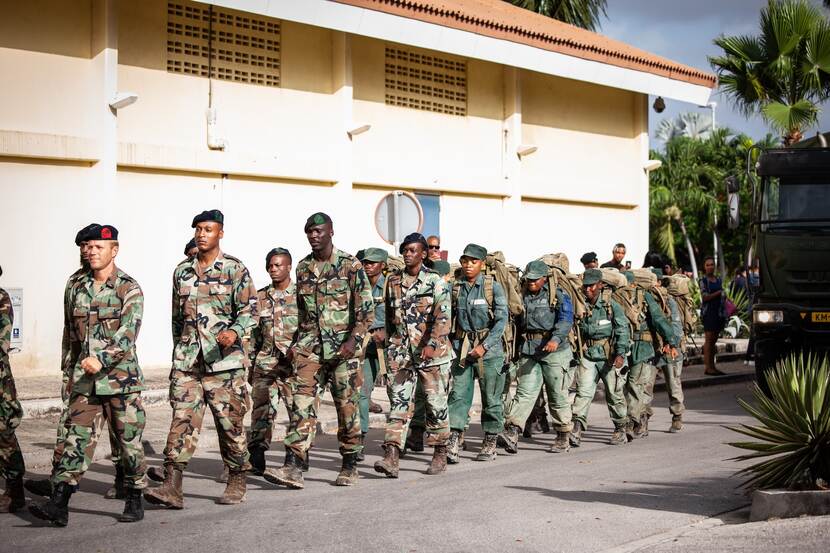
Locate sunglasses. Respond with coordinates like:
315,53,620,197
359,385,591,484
428,245,441,250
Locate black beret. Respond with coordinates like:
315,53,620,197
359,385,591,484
184,238,197,256
400,232,428,254
191,209,224,228
266,247,292,264
88,224,118,241
75,224,101,246
304,212,333,232
580,251,598,264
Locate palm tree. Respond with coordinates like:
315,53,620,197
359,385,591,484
656,112,714,142
508,0,608,31
709,0,830,146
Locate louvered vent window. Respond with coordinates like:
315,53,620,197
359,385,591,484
166,1,280,87
384,47,467,116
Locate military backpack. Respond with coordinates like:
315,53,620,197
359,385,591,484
664,274,698,348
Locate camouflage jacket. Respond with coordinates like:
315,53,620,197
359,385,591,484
250,282,298,371
172,252,258,373
61,268,86,379
0,287,12,378
68,267,144,396
294,247,374,362
385,266,453,371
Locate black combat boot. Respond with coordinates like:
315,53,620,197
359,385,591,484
356,433,366,462
263,449,304,489
29,482,74,527
373,444,400,478
104,465,126,499
24,477,53,497
404,426,425,454
447,430,461,464
475,433,498,461
118,488,144,522
0,477,25,513
569,421,584,447
249,447,266,476
549,431,571,453
609,424,628,446
502,425,520,454
335,452,359,486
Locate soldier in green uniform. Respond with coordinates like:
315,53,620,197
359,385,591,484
1,265,25,514
265,212,373,490
625,268,678,438
357,247,387,461
447,244,508,463
30,226,147,526
247,248,299,475
374,233,453,477
656,274,686,432
144,210,257,509
569,269,631,446
502,260,575,454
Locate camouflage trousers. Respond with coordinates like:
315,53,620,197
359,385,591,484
409,379,426,431
505,348,575,432
624,361,656,423
162,368,251,472
448,355,506,435
649,355,685,419
0,370,25,480
571,358,628,429
248,360,318,451
383,362,450,449
52,373,121,473
284,354,363,458
53,392,146,489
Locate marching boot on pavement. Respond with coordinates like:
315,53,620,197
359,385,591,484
426,445,448,475
670,416,683,433
502,424,520,454
335,452,359,486
374,444,400,478
218,470,247,504
570,269,632,444
144,466,183,509
447,244,509,464
609,423,628,446
569,420,584,447
379,236,453,476
550,431,571,453
119,488,144,523
29,482,73,527
447,430,461,464
263,448,304,489
502,260,576,456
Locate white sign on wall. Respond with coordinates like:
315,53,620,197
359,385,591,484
8,288,22,353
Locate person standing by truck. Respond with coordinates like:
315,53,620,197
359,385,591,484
699,256,725,376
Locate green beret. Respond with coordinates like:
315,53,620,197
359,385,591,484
461,243,487,261
582,268,602,286
624,271,635,284
432,260,451,276
304,212,332,231
192,209,224,227
650,267,664,278
362,247,388,263
524,260,549,281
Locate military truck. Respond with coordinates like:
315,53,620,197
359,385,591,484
732,145,830,389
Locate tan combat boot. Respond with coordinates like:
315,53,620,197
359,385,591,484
143,466,184,509
609,424,628,446
373,445,400,478
549,431,571,453
218,470,247,505
669,416,683,433
264,449,304,489
447,430,461,464
425,445,447,475
334,452,359,486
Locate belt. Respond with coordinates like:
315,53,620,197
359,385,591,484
523,331,550,341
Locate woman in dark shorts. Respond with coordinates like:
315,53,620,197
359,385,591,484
699,256,725,376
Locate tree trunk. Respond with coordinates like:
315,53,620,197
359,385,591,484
678,216,698,280
714,226,726,278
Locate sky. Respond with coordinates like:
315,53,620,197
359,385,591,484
600,0,830,147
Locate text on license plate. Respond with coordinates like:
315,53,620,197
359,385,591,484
812,312,830,323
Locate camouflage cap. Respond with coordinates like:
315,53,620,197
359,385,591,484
183,238,197,256
362,247,388,263
191,209,224,228
266,247,292,264
650,267,664,278
431,260,451,276
580,251,598,264
304,212,332,231
582,268,603,286
624,271,635,284
88,224,118,241
524,260,549,281
399,232,428,254
461,243,487,261
75,223,101,246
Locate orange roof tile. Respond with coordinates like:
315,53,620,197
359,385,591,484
330,0,716,88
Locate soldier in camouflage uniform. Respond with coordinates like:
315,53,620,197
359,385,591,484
26,225,125,501
1,266,26,514
144,210,257,509
264,212,373,490
30,226,147,526
502,260,575,454
447,244,509,463
247,247,305,474
569,269,632,446
374,234,452,478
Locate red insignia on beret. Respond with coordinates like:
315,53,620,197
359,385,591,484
101,227,112,239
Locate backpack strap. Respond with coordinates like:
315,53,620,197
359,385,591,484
483,274,495,318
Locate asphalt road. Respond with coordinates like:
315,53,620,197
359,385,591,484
3,380,794,553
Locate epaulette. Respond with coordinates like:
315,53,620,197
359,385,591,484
222,253,244,264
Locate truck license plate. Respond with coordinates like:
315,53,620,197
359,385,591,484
812,312,830,323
